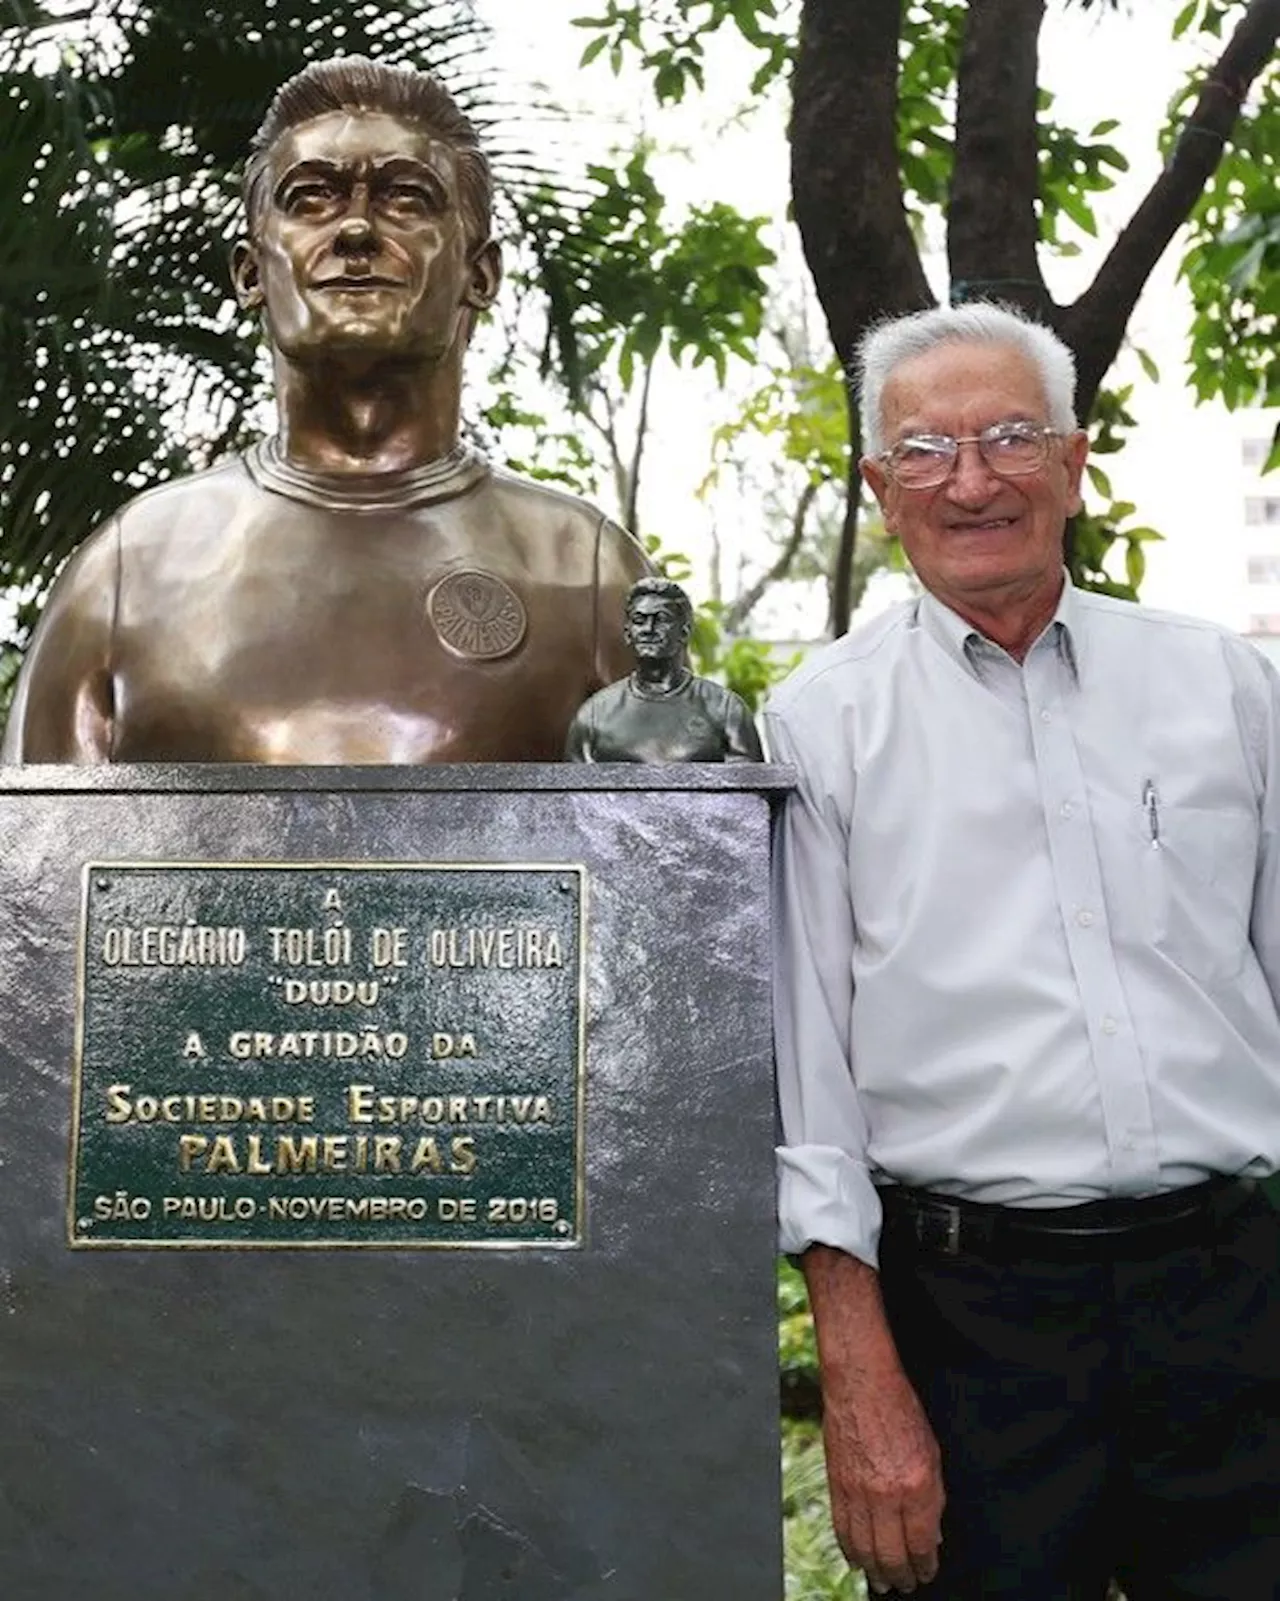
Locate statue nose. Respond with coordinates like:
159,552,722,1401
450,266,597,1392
335,213,375,248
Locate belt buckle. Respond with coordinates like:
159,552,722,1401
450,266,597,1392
915,1202,962,1256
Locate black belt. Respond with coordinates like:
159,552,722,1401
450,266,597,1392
879,1176,1256,1261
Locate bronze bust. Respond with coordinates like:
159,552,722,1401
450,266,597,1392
565,578,763,764
3,57,648,764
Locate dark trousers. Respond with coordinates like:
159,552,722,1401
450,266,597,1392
876,1188,1280,1600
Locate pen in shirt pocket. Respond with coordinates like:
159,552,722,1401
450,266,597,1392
1142,778,1161,848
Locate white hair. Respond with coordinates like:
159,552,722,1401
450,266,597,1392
855,303,1079,458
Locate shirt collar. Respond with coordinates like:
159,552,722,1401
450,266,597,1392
914,570,1080,684
245,436,490,512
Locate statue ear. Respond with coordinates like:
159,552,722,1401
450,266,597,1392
231,240,264,310
464,239,502,312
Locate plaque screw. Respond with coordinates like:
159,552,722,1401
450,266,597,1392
76,1217,91,1231
554,1219,571,1235
558,879,573,893
95,879,110,892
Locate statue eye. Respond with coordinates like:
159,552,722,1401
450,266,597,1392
283,181,339,216
383,183,434,214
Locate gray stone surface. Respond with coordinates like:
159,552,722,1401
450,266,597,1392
0,765,789,1601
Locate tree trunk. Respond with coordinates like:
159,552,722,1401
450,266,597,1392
948,0,1050,320
829,397,863,638
793,0,934,634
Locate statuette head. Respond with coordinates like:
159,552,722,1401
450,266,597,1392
623,577,693,668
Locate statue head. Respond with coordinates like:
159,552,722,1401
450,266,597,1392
624,578,693,668
231,56,501,368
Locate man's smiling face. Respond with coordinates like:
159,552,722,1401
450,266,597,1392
861,340,1088,621
235,109,492,366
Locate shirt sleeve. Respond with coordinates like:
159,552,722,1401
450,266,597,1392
725,694,765,763
564,696,596,762
765,701,883,1266
1232,638,1280,1011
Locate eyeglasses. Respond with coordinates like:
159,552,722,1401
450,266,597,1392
877,420,1061,490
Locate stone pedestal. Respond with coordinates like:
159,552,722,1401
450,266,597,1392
0,764,790,1601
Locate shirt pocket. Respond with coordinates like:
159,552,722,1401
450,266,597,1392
1141,803,1256,985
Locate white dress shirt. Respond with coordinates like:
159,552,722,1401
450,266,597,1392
765,578,1280,1267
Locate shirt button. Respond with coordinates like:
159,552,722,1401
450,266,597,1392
1101,1015,1118,1035
1060,802,1074,819
1076,909,1095,928
1040,710,1052,723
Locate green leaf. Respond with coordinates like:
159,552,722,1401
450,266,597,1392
1058,185,1099,237
1172,0,1199,39
1086,463,1113,498
1228,237,1268,292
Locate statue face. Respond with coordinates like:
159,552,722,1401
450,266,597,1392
234,109,498,364
625,595,689,663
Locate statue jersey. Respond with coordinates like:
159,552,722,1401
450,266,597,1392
3,443,649,764
565,674,763,764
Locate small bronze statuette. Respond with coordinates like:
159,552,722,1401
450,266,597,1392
565,578,764,764
3,56,648,765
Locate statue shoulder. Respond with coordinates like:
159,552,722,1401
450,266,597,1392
691,675,749,715
689,675,764,761
110,455,254,545
484,467,648,563
581,676,634,714
690,674,731,703
484,464,610,525
564,675,634,761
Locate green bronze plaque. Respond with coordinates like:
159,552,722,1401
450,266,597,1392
69,862,585,1249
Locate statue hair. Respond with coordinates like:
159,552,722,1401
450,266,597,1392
241,55,493,251
856,303,1078,458
626,577,693,627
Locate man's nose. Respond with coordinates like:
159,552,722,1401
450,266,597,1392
945,438,1000,502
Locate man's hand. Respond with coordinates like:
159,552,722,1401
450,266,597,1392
822,1346,943,1593
801,1244,944,1594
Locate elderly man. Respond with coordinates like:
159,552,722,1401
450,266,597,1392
765,302,1280,1599
4,56,647,763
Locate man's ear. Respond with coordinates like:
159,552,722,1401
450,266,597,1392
1062,428,1090,519
464,238,502,312
231,240,264,311
860,455,898,534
